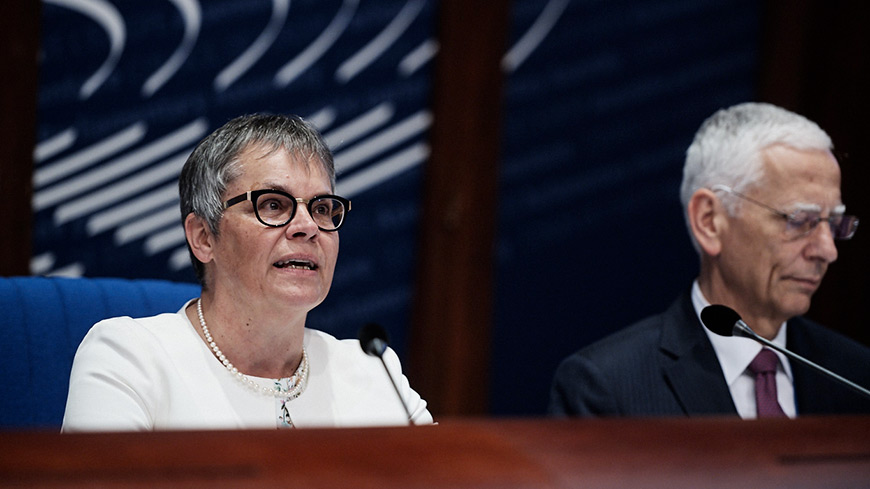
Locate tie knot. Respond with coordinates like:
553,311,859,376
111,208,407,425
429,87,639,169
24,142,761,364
749,348,779,375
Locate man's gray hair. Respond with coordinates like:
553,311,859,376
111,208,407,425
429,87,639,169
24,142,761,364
178,113,335,285
680,102,832,250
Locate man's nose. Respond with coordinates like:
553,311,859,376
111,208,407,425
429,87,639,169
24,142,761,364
805,220,838,264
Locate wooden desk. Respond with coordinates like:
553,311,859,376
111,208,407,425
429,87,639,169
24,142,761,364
1,417,868,488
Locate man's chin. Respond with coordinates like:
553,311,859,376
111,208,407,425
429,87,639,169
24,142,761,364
778,295,813,320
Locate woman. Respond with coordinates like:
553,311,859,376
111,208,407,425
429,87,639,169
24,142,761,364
62,114,433,430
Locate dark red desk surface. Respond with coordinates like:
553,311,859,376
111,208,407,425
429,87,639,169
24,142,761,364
1,416,868,488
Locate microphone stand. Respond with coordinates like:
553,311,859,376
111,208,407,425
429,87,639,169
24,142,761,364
734,320,870,400
376,353,415,424
360,329,416,425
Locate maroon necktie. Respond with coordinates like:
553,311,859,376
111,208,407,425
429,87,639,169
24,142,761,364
748,348,787,418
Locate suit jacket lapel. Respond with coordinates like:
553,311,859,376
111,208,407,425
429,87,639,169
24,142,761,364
786,317,841,414
659,293,738,416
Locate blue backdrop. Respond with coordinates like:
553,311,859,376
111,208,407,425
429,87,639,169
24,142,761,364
492,0,758,414
35,0,436,357
34,0,759,416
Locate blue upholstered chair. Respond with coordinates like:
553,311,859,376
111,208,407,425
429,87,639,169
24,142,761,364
0,276,200,430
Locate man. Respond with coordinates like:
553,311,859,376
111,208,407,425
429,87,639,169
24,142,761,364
549,102,870,418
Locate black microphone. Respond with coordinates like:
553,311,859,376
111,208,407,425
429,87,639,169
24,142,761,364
701,304,870,400
701,304,756,338
358,323,415,424
359,322,389,357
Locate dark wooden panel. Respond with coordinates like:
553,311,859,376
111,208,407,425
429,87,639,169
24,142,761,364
0,2,40,276
759,1,870,347
409,1,510,415
2,417,868,488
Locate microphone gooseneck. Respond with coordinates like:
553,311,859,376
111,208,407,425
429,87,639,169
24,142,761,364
700,304,870,401
358,323,415,424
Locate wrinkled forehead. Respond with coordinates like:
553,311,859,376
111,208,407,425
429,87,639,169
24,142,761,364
232,142,330,184
238,140,323,165
755,145,842,205
759,144,840,179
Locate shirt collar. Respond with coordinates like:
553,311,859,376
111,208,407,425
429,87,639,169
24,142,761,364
690,280,792,385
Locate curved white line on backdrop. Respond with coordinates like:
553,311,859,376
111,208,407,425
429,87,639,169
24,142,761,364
34,128,78,163
502,0,570,72
323,102,394,151
398,38,438,77
115,205,179,245
169,246,191,271
141,0,202,97
34,122,147,188
306,106,337,131
214,0,290,92
145,225,186,255
336,141,429,198
336,0,425,83
45,0,126,100
47,262,86,278
333,109,431,174
273,0,359,88
34,118,207,211
55,151,188,226
87,182,178,235
30,253,56,275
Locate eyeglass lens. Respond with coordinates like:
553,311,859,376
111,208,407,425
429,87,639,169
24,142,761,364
786,212,858,240
255,192,346,230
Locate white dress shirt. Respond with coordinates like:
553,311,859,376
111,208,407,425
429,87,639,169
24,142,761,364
691,281,796,418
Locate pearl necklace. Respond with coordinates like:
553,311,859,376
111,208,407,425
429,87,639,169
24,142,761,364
196,298,308,401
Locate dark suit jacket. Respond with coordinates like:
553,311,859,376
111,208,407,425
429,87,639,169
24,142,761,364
549,291,870,417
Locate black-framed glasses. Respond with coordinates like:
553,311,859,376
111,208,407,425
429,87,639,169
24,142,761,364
222,189,351,231
711,184,858,240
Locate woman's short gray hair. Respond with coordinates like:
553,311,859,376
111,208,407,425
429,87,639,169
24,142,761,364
680,102,832,250
178,113,335,284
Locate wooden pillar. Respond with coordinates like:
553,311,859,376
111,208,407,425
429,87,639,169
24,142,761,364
409,1,510,415
0,2,40,276
759,1,870,346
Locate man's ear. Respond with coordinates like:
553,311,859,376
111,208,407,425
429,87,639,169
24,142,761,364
687,188,726,257
184,213,216,265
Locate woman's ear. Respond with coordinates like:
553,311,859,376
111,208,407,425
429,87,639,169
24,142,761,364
687,188,726,257
184,213,215,265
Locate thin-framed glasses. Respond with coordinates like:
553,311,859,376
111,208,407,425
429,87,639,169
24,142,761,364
711,184,858,240
222,189,351,231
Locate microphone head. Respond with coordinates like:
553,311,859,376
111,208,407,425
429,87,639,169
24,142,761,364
700,304,743,337
358,323,390,357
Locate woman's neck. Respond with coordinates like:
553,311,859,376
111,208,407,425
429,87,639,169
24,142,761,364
189,291,307,378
